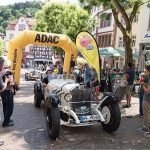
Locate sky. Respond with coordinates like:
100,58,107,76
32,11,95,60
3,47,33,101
0,0,79,6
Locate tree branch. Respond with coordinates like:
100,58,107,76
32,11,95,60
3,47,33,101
138,0,150,7
112,8,127,36
129,1,141,22
111,0,130,30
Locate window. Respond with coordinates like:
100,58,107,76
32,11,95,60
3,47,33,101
118,37,123,47
98,34,112,47
132,36,136,47
9,34,14,39
18,24,26,31
100,13,112,28
29,46,34,53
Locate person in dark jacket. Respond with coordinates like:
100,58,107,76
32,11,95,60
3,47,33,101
0,56,14,127
124,63,135,108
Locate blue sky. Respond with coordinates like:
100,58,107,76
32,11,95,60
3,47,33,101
0,0,79,6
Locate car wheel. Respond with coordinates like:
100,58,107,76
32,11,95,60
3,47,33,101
101,101,121,133
34,90,42,108
46,106,60,140
26,75,29,81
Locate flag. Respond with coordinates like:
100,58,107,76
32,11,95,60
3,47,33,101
76,31,100,81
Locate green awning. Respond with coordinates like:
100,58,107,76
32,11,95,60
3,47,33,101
99,47,121,57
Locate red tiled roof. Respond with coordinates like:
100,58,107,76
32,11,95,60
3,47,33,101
6,17,37,30
6,24,15,30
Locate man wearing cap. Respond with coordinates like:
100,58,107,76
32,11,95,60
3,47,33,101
0,56,14,127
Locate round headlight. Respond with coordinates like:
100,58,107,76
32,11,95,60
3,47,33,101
64,93,72,102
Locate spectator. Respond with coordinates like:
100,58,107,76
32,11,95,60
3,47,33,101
90,67,99,87
84,63,91,88
114,74,129,102
138,65,150,134
42,69,54,87
137,71,149,117
0,56,14,127
53,65,59,75
73,66,82,83
124,63,135,108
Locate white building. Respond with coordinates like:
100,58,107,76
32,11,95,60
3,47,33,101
5,16,36,67
91,6,117,69
115,3,150,70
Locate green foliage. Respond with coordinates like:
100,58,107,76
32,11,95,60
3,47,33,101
0,40,5,56
35,3,91,41
0,1,43,33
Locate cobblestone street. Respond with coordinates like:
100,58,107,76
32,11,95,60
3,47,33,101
0,69,150,150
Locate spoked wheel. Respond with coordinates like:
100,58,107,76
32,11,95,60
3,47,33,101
46,106,60,140
101,101,121,133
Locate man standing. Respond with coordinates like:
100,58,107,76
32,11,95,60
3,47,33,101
138,65,150,133
124,63,135,108
0,56,14,127
84,63,91,88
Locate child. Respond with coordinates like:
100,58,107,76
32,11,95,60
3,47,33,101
114,74,129,102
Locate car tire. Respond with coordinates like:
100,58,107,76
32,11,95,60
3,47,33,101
101,100,121,133
46,106,60,140
26,75,29,81
34,90,42,108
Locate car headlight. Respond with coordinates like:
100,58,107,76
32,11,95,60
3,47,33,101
64,93,72,102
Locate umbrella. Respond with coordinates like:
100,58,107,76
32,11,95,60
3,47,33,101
99,47,121,57
114,48,139,58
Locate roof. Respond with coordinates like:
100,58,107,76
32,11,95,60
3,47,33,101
6,17,36,30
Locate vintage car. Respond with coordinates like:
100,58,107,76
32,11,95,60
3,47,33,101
25,68,42,81
34,78,121,140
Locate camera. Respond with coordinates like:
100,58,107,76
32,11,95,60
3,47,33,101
2,71,13,85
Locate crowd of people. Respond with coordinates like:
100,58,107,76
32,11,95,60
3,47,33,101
0,55,149,148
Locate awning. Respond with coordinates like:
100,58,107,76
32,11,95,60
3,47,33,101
114,48,139,58
99,47,121,57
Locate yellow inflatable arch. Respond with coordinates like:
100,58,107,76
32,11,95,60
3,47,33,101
7,30,78,84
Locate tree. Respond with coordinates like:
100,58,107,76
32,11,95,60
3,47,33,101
35,3,92,41
0,1,43,34
0,40,5,56
79,0,150,67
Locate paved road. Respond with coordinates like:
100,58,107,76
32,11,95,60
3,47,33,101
0,69,150,150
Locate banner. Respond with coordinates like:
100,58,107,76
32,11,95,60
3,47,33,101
76,31,100,81
8,30,78,84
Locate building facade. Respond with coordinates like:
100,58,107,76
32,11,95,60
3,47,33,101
115,3,150,69
5,17,36,66
92,4,150,70
5,16,53,67
91,6,117,69
92,6,116,48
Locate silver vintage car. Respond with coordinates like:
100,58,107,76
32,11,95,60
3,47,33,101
25,68,42,81
34,77,121,140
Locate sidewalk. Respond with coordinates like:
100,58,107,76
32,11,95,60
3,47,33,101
0,69,149,149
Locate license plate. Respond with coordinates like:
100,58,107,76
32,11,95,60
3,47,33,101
79,115,100,122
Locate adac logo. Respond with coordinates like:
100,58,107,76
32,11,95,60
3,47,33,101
79,35,94,50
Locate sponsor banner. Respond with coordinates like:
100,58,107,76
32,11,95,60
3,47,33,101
76,31,100,81
7,30,78,84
